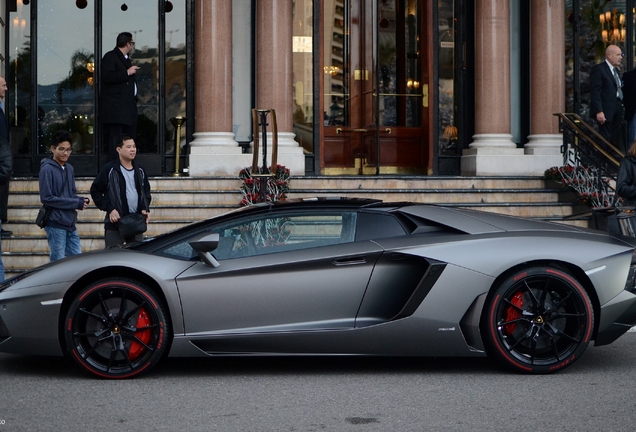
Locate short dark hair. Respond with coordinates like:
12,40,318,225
117,134,135,148
116,32,133,48
51,130,73,147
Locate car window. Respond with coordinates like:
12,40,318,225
355,212,407,241
159,211,357,261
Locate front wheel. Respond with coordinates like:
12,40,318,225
482,266,594,373
64,278,170,379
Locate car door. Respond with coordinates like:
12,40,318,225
175,211,384,335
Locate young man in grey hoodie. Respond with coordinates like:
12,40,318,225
39,130,89,261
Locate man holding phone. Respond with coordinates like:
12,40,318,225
100,31,139,161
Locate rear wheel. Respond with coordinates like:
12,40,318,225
482,266,594,373
64,278,169,379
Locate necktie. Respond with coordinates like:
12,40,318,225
614,67,624,100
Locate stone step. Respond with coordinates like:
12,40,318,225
291,176,549,189
8,191,244,207
10,188,564,206
289,190,562,203
13,175,555,194
7,206,234,223
3,220,193,238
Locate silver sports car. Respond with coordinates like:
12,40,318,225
2,198,636,378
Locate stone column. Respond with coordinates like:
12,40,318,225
525,0,565,171
189,0,248,176
461,0,521,175
254,0,305,175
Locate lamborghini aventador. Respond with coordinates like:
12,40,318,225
1,198,636,378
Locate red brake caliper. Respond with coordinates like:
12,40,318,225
504,292,524,335
128,307,151,361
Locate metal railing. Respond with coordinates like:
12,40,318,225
554,113,624,207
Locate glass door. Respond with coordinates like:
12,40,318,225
7,0,187,177
101,0,161,175
322,0,429,175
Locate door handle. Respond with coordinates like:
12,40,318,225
337,128,369,134
423,84,429,107
333,256,367,266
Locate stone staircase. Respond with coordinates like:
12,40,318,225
1,175,587,278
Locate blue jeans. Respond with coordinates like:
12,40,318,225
44,226,82,262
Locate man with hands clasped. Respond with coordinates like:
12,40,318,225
90,136,151,248
590,44,626,150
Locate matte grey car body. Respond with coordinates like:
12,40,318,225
1,198,636,378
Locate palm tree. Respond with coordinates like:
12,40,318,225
56,50,94,104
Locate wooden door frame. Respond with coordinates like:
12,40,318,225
318,0,436,175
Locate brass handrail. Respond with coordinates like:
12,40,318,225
554,112,623,166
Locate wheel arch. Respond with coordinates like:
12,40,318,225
481,259,601,340
57,266,173,354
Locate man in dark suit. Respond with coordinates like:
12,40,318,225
100,32,139,161
623,66,636,148
0,76,12,238
590,44,625,150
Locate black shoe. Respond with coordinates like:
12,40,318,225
1,229,13,238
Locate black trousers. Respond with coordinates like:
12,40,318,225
599,98,626,152
0,181,8,223
103,105,138,161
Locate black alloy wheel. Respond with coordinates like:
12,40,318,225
482,266,594,373
64,279,169,379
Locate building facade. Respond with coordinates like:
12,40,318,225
0,0,630,179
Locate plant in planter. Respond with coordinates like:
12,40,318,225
544,165,617,208
239,164,291,206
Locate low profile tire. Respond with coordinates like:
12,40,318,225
64,278,170,379
482,266,594,374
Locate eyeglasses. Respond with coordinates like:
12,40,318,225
129,41,136,46
56,148,72,154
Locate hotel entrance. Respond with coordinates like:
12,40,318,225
321,0,431,175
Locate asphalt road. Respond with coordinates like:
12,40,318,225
1,332,636,431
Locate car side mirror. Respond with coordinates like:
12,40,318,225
189,233,221,268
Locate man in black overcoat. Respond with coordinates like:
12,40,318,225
100,32,139,161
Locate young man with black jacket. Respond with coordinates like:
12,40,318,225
38,130,89,262
90,135,151,247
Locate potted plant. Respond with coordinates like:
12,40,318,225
238,164,290,206
545,165,620,231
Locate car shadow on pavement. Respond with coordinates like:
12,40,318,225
151,355,502,377
2,332,634,379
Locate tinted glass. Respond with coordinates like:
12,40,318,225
37,1,95,153
160,212,358,261
102,0,159,154
292,0,314,154
8,1,32,154
166,0,187,155
355,212,406,241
